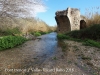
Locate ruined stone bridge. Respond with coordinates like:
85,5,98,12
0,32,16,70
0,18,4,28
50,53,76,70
55,7,86,33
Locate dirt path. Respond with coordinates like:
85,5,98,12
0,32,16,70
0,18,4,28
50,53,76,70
0,32,100,75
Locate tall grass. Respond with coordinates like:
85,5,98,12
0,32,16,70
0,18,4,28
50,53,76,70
84,7,100,27
0,27,21,36
66,24,100,40
0,17,53,36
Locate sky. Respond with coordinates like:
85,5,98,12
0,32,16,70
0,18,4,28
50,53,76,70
36,0,100,26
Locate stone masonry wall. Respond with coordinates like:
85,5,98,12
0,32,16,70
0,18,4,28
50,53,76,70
55,7,80,33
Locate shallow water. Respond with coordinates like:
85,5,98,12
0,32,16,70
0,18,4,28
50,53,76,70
0,32,58,74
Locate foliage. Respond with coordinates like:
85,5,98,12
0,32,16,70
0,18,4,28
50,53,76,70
81,56,92,60
57,34,70,40
1,27,21,36
66,24,100,40
0,0,44,17
83,7,100,27
0,36,26,50
33,32,41,37
58,40,68,52
31,31,52,37
57,33,100,48
39,32,48,35
0,17,52,35
83,39,100,48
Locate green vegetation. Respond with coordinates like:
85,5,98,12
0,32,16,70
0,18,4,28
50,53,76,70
83,7,100,27
58,40,68,52
57,25,100,48
66,24,100,40
0,27,21,36
57,34,70,40
57,33,82,42
33,32,42,37
81,56,92,60
31,31,52,37
83,39,100,48
0,36,26,51
52,57,57,60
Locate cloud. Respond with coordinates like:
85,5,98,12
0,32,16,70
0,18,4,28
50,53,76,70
45,0,49,1
26,0,47,17
29,5,47,17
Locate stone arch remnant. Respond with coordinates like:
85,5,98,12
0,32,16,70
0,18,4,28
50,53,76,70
80,20,86,29
55,15,71,33
55,7,80,33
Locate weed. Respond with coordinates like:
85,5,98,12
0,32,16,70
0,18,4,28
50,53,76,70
0,27,21,36
73,46,79,51
81,56,92,60
58,40,68,52
34,32,41,36
84,7,100,27
57,34,70,40
68,61,72,64
53,57,57,60
86,62,93,66
0,36,26,51
66,24,100,40
57,27,100,48
82,39,100,48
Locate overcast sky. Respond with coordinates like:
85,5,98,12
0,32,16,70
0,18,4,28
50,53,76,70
36,0,100,26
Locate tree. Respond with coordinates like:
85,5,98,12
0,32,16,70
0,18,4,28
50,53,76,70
0,0,45,17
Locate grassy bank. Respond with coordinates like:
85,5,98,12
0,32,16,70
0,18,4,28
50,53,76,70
30,31,52,37
66,24,100,40
57,25,100,48
57,34,100,48
0,36,27,51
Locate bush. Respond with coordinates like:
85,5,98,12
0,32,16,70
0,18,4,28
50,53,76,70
39,32,48,35
84,7,100,27
30,31,51,37
66,24,100,40
34,32,41,36
1,27,21,36
57,33,100,48
83,39,100,48
57,34,70,40
0,36,26,50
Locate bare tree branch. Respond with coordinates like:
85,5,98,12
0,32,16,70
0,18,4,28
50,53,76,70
0,0,45,17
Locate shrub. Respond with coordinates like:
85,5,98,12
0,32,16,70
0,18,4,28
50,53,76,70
30,31,51,37
83,39,100,48
57,33,100,48
1,27,21,36
66,24,100,40
57,34,70,40
34,32,41,36
39,31,48,35
84,7,100,27
0,36,26,50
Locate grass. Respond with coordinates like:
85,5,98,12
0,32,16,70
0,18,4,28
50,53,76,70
84,7,100,27
0,27,21,36
0,36,27,51
66,24,100,40
0,17,55,36
58,34,100,48
81,56,92,60
30,31,51,37
33,32,42,37
83,39,100,48
57,24,100,48
58,40,68,52
52,57,57,60
57,33,71,40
